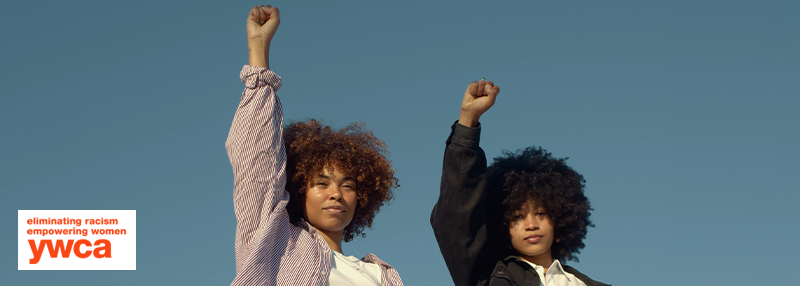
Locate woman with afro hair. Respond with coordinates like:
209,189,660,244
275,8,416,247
431,80,608,286
225,5,402,285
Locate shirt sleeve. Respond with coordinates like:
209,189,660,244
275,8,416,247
225,65,286,271
430,122,490,286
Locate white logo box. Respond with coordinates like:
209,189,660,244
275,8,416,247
18,210,136,270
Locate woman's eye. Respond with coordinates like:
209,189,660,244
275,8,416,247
537,212,546,216
316,182,327,186
513,215,524,220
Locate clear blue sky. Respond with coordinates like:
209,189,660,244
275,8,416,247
2,1,798,285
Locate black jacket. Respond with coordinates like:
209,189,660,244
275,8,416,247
431,123,608,286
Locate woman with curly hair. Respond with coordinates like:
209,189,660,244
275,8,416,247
226,5,402,285
431,80,608,286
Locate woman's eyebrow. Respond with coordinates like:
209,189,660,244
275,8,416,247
317,174,355,182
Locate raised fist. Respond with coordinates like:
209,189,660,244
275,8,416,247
459,79,500,128
247,5,280,45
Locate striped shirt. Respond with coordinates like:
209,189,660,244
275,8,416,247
226,65,404,286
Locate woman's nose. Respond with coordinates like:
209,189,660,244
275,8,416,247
524,215,539,230
328,185,342,201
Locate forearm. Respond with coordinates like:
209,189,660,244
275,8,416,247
226,66,285,244
248,42,270,69
431,122,488,286
458,111,480,128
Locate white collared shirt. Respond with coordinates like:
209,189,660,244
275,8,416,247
327,251,383,286
521,259,586,286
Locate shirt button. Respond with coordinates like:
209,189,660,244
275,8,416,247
323,249,329,254
321,270,327,275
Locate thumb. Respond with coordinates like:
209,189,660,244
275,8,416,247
264,5,280,23
268,6,280,19
484,81,500,97
483,81,499,107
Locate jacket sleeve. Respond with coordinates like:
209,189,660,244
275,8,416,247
225,65,286,273
430,122,489,286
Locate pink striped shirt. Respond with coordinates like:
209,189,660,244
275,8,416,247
226,65,403,286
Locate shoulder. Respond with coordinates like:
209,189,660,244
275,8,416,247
361,253,404,286
361,253,393,269
486,260,512,285
484,256,533,286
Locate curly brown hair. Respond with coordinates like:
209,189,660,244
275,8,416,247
486,146,594,262
283,119,398,242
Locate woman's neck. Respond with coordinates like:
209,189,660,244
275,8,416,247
316,228,344,253
519,253,554,274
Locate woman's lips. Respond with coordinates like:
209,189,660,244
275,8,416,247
525,235,542,243
323,206,346,214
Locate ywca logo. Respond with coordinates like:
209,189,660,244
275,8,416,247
28,239,112,264
18,210,136,270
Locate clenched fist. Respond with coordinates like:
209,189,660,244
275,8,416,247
247,5,280,45
459,79,500,128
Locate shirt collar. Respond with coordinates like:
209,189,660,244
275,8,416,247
519,258,575,283
546,260,574,283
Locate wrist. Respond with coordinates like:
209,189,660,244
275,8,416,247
458,111,480,128
248,41,270,69
248,39,269,52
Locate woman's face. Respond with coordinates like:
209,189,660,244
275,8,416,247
303,166,358,237
508,200,555,263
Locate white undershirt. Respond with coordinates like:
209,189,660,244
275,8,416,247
521,259,586,286
326,251,382,286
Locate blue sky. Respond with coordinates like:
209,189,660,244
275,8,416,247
2,1,798,285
